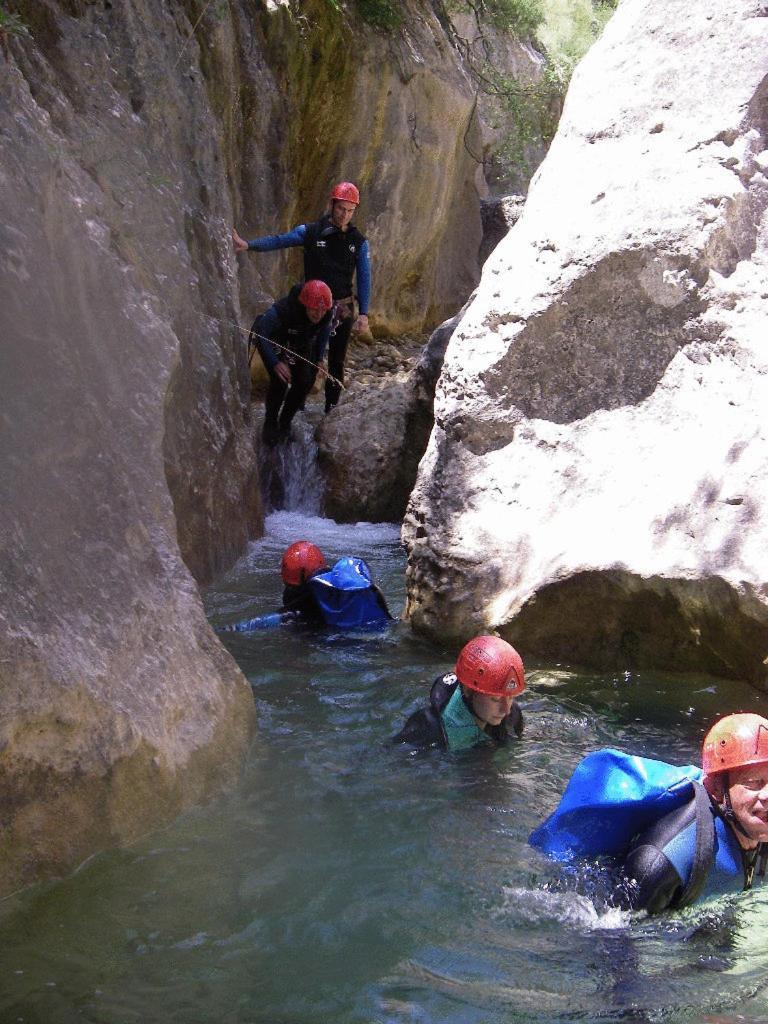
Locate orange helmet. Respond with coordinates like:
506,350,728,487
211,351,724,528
298,280,333,311
330,181,360,205
455,636,525,698
281,541,327,586
702,713,768,777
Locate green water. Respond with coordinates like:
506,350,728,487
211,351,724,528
3,510,768,1024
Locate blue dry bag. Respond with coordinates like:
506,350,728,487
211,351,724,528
529,748,703,862
308,556,390,630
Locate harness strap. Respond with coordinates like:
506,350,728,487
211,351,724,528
330,298,355,337
247,328,345,390
675,782,716,908
740,842,768,890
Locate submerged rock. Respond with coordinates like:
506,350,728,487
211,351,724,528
403,0,768,684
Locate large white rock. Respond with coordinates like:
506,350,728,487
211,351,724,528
404,0,768,683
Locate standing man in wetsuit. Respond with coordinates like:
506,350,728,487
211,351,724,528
232,181,371,413
623,713,768,913
392,636,526,752
251,280,333,446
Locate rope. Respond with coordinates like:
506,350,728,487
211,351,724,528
196,313,345,390
173,0,218,72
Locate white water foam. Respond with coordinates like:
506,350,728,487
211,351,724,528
258,415,324,514
500,885,630,931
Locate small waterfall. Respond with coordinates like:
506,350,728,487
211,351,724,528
258,414,324,514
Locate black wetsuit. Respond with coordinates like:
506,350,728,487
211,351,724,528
280,581,326,625
303,215,368,412
251,285,332,444
392,673,524,752
622,794,768,913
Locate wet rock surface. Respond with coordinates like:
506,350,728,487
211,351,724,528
403,0,768,684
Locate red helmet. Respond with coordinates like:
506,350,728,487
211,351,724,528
330,181,360,205
298,280,333,312
702,713,768,777
281,541,327,586
455,636,525,698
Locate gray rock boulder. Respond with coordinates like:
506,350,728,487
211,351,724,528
403,0,768,684
317,313,463,523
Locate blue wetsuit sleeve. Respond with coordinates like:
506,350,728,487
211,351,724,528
356,239,371,314
219,611,297,632
313,321,332,363
247,224,307,251
252,306,283,371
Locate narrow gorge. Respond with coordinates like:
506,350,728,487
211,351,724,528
1,0,554,894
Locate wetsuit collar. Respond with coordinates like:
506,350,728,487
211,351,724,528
440,686,487,752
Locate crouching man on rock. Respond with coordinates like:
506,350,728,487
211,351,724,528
392,635,526,752
250,281,333,447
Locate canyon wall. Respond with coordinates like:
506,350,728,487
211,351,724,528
404,0,768,684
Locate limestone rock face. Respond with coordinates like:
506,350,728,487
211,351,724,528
403,0,768,684
0,4,257,895
6,0,265,586
233,0,544,338
479,194,526,267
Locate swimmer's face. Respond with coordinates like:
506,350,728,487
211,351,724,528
468,689,513,727
728,763,768,846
